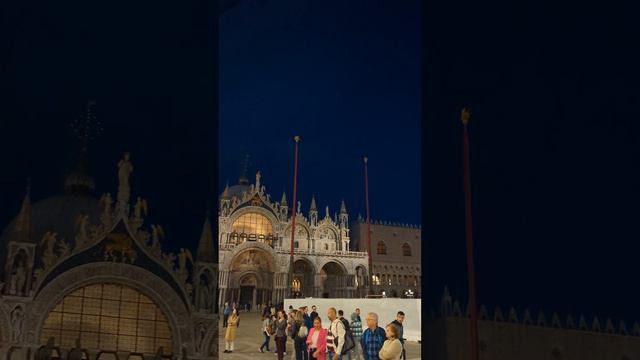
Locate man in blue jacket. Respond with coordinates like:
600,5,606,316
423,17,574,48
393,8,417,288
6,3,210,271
223,302,231,327
361,312,386,360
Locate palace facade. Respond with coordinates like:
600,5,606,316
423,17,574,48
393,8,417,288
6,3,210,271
217,172,370,308
0,152,216,359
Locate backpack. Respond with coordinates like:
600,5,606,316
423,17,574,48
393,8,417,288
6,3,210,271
297,324,308,340
333,319,355,355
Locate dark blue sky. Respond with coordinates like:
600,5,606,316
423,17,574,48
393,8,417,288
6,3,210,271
219,1,422,225
424,0,640,323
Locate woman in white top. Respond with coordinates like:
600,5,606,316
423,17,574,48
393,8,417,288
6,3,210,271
378,325,402,360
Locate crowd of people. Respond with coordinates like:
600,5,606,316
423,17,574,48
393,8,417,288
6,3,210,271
230,302,408,360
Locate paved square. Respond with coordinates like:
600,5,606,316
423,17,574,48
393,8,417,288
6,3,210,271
218,311,422,360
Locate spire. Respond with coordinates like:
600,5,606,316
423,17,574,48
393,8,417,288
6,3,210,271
222,182,230,199
65,101,100,196
196,214,214,263
310,195,317,210
12,180,32,243
340,199,347,214
281,191,288,207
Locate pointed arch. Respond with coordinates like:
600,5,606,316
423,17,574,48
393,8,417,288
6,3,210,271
401,242,412,256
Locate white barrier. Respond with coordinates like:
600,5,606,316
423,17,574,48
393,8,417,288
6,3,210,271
284,298,421,342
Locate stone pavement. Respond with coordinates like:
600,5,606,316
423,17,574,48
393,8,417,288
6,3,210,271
218,310,422,360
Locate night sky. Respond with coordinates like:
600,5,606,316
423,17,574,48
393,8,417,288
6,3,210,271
424,1,640,323
0,0,217,254
219,1,422,226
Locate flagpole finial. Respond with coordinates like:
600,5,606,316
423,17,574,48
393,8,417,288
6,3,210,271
461,108,471,125
294,136,300,143
364,156,368,164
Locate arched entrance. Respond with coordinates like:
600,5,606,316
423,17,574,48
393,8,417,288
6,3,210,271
239,274,257,310
292,259,315,298
320,261,347,298
227,248,274,309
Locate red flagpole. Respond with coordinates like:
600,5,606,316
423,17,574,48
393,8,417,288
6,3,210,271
364,156,373,296
462,108,479,360
288,136,300,298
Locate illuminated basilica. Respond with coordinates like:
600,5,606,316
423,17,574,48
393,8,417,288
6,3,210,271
0,151,216,359
218,172,370,308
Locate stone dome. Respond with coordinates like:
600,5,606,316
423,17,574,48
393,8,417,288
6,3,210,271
0,193,101,269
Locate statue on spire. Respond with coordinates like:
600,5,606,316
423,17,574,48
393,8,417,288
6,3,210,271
117,153,133,205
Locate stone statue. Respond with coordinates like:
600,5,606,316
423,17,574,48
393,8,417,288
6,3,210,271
134,197,148,220
68,338,84,360
117,152,134,204
256,171,261,189
75,214,90,247
325,206,330,219
14,260,27,296
58,240,70,259
196,323,206,352
178,248,193,275
151,224,164,249
162,252,177,269
40,231,58,269
297,201,302,214
100,193,113,214
11,306,24,342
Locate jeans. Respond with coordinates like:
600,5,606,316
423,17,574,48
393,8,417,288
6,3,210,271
327,350,343,360
261,332,271,351
347,336,362,360
223,314,229,327
276,336,286,360
294,338,308,360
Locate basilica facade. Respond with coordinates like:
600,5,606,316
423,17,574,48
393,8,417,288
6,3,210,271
218,172,370,308
0,152,217,359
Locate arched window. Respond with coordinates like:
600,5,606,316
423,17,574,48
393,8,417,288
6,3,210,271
232,212,273,238
294,241,299,249
402,243,412,256
292,279,301,292
41,284,173,356
376,241,387,255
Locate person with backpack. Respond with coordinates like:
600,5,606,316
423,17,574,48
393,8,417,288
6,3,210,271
292,310,309,360
326,307,355,360
338,310,350,331
361,312,386,360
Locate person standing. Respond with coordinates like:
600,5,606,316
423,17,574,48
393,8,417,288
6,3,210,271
326,308,346,360
260,314,274,353
387,311,405,360
310,305,318,321
348,310,363,360
378,325,402,360
304,307,313,329
223,302,230,328
292,310,309,360
224,309,239,353
275,310,289,360
361,312,385,360
306,317,328,360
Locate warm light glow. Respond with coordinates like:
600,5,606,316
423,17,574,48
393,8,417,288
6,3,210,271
232,213,273,238
41,284,172,355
